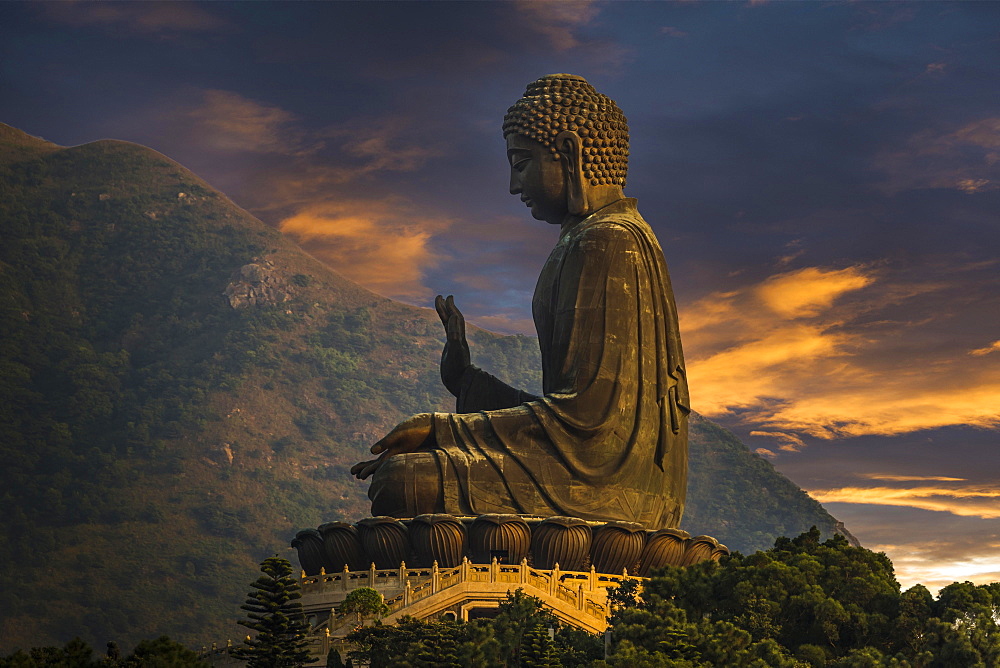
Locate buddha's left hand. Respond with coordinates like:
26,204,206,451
350,413,435,480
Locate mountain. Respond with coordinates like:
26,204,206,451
0,123,837,652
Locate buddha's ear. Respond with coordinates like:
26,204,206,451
555,130,588,216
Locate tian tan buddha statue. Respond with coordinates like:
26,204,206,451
352,74,690,530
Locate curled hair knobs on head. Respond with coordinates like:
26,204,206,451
503,74,629,188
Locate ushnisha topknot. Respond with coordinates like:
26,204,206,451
503,73,629,188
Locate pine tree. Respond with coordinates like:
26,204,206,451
234,555,312,667
410,622,462,667
520,624,561,668
491,589,552,666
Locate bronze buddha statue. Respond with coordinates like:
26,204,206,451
351,74,690,529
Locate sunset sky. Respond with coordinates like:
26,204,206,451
2,1,998,593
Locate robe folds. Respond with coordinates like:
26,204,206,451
371,198,690,529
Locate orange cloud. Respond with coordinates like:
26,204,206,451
808,485,1000,519
860,474,967,482
755,266,872,318
279,200,454,301
685,263,1000,444
750,431,806,452
684,265,872,416
970,340,1000,357
758,380,1000,439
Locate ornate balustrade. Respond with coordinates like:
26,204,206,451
304,556,642,639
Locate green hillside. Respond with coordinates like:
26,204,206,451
0,123,836,652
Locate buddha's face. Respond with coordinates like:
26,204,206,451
507,133,568,226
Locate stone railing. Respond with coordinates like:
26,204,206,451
303,556,641,635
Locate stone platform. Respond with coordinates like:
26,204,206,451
290,513,729,661
298,558,636,660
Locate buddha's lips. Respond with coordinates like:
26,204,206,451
522,197,533,207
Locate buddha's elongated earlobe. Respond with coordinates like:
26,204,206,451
555,130,588,216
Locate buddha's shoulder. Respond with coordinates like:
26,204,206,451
574,210,652,245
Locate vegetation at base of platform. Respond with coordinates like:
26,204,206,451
0,636,209,667
345,530,1000,668
347,589,602,667
233,556,311,668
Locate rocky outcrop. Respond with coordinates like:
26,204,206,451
835,521,862,547
223,259,294,308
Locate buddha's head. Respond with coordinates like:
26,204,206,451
503,74,629,225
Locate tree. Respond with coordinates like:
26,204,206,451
0,637,209,668
0,638,100,668
624,528,902,661
368,617,493,667
401,621,462,667
105,641,122,665
520,624,561,668
124,636,208,667
491,589,558,667
598,529,1000,666
119,636,210,668
338,587,389,627
234,555,312,667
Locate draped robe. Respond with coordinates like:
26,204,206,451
368,198,689,529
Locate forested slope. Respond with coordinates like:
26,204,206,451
0,123,835,651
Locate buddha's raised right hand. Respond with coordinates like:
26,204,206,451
435,294,470,397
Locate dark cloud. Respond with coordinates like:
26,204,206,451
41,0,235,36
873,117,1000,195
659,26,688,39
756,426,1000,492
